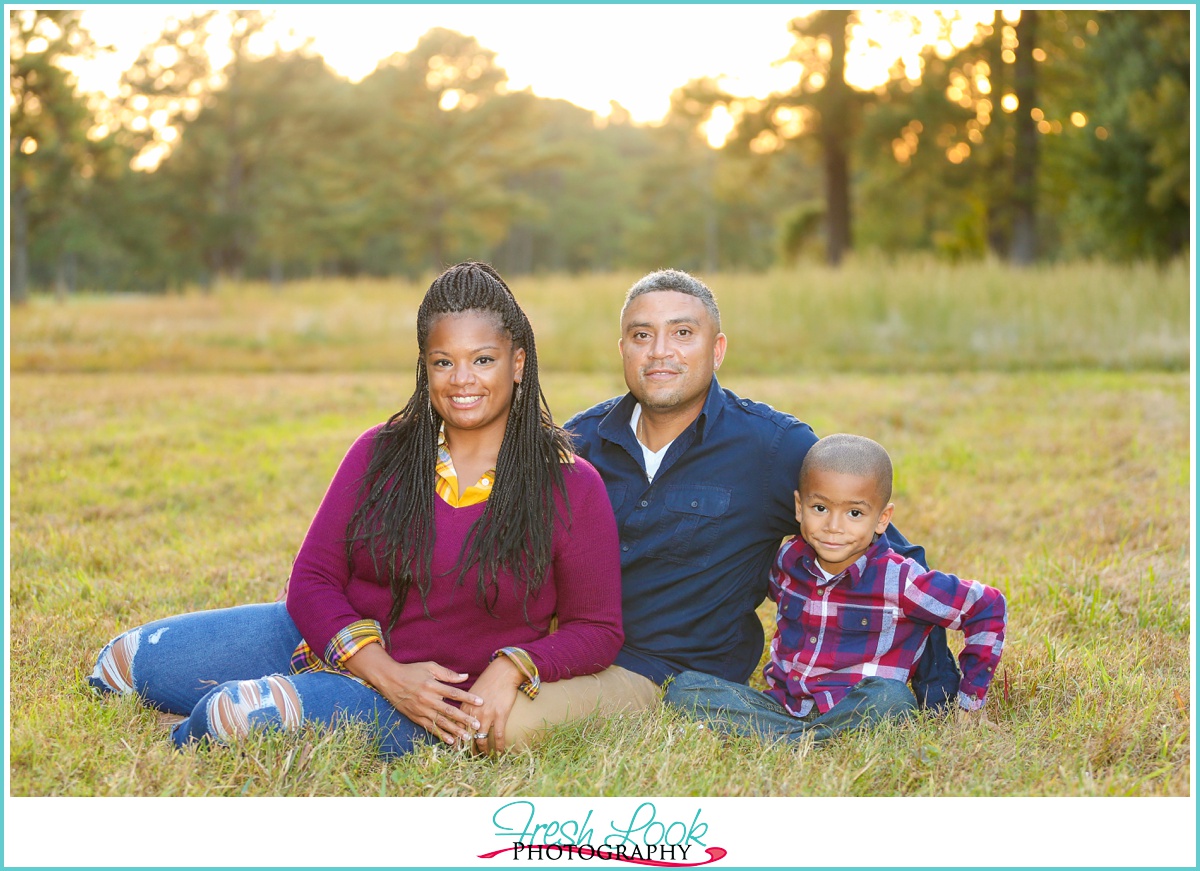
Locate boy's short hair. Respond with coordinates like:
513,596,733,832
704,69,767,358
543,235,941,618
800,433,893,503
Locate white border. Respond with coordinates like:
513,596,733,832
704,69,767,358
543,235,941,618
3,796,1198,867
3,6,1197,871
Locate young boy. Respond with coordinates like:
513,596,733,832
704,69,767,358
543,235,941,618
665,433,1007,743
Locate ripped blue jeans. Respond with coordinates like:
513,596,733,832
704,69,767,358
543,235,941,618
87,602,434,757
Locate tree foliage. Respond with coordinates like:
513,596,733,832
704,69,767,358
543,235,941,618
855,9,1190,263
8,10,1190,298
9,10,121,299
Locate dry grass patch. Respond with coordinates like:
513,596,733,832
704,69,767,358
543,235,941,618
8,366,1189,797
9,257,1189,375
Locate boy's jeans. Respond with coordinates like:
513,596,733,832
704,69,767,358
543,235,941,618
87,602,434,757
664,670,917,743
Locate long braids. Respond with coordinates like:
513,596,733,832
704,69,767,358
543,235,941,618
345,262,573,633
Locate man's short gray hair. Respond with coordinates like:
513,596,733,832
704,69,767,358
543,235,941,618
621,269,721,331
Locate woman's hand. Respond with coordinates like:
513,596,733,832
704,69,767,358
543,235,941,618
345,644,484,745
466,656,524,755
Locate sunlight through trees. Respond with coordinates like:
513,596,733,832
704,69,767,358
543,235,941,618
7,8,1191,295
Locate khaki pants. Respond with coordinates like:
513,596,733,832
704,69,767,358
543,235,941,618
499,665,661,752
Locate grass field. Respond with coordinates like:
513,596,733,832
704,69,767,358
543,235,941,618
6,260,1193,800
10,257,1190,375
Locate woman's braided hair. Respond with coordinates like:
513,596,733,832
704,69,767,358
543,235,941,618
345,262,573,633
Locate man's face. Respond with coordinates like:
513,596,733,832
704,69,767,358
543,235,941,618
619,291,726,414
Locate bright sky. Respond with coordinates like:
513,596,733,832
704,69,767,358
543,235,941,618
72,5,995,126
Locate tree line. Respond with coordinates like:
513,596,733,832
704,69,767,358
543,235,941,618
8,9,1190,300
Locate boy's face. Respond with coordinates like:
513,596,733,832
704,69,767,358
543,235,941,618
794,468,895,576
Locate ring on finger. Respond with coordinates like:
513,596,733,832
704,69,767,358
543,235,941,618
473,732,489,740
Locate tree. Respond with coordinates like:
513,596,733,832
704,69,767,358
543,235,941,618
727,10,864,266
8,10,108,301
797,10,856,265
1057,10,1190,259
855,10,1188,263
622,84,727,272
118,10,309,286
693,10,958,266
352,28,538,276
157,49,354,285
620,79,823,272
1008,10,1039,263
489,98,649,274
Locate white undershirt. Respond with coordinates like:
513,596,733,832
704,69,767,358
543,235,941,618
629,403,674,483
814,560,838,582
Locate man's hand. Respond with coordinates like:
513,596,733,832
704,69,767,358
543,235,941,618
466,656,524,755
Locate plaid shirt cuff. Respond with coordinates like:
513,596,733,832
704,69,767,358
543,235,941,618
957,689,986,712
492,646,541,700
324,619,385,670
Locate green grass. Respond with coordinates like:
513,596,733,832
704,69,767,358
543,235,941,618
6,262,1192,798
9,256,1190,375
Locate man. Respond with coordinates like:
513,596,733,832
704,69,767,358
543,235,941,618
563,269,959,712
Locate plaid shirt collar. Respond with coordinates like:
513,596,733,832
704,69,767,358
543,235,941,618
435,425,495,508
794,534,892,588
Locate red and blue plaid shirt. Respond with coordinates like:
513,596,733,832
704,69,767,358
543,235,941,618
764,535,1006,715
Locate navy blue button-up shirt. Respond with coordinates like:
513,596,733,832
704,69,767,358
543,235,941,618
567,378,957,704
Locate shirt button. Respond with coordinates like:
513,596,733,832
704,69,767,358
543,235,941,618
639,500,648,507
861,618,868,626
691,500,699,508
809,636,817,644
621,545,629,552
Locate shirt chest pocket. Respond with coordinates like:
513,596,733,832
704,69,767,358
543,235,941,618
775,587,812,650
656,485,731,568
606,483,628,514
777,589,807,622
836,606,886,632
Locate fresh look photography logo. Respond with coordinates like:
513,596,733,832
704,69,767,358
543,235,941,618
479,801,727,865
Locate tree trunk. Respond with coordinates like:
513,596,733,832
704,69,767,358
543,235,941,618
219,46,246,284
1010,10,1039,264
821,10,853,266
204,249,221,295
983,11,1010,257
428,193,447,271
55,254,70,301
822,128,851,267
508,224,533,275
225,149,245,280
703,149,719,273
10,183,29,304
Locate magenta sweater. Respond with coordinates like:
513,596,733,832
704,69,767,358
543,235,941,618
286,426,624,684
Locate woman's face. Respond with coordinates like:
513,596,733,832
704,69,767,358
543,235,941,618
424,310,525,442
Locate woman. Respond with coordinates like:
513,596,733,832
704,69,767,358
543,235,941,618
88,262,624,757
